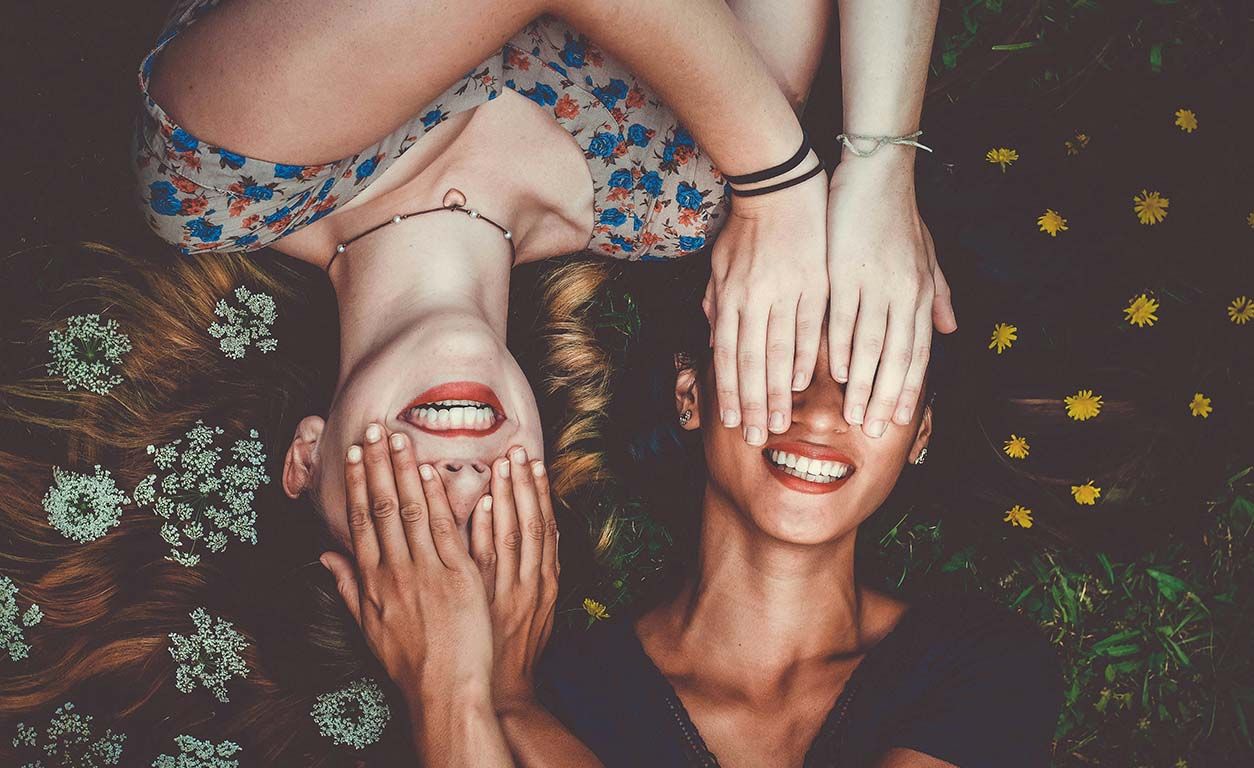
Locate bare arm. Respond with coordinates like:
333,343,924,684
725,0,832,114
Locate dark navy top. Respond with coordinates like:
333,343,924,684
535,591,1064,767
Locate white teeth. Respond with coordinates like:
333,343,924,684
411,401,497,431
450,408,465,428
765,450,853,482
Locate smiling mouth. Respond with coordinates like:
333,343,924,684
762,444,856,494
399,382,505,438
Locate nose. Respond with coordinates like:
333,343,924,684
790,345,851,435
435,461,491,524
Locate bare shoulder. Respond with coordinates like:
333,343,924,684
874,747,959,768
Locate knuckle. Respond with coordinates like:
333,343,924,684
476,552,498,571
429,516,457,538
348,504,372,530
737,350,761,367
858,335,884,352
371,497,398,519
399,501,427,524
527,519,547,542
504,530,524,552
545,519,559,539
766,339,793,358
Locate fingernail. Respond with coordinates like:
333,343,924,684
318,555,329,570
497,459,510,478
836,366,848,382
481,495,493,512
365,424,382,443
511,447,527,463
722,410,738,428
792,372,807,391
389,433,406,451
419,464,434,480
346,445,362,463
849,404,865,424
768,411,785,432
868,420,886,438
895,405,912,423
744,426,763,445
531,461,546,477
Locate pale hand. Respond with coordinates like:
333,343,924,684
824,156,957,438
704,166,830,446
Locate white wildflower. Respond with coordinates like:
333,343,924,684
135,422,269,566
11,701,126,767
151,734,242,768
42,465,129,543
168,608,250,703
207,286,278,360
46,314,132,394
310,677,392,750
2,574,42,662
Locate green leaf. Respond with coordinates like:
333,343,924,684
991,41,1039,52
1098,643,1142,658
1146,568,1189,601
1091,629,1142,653
1149,43,1163,73
943,49,959,70
1231,496,1254,521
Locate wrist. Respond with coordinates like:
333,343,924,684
831,147,916,192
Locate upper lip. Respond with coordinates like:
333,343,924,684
762,440,857,468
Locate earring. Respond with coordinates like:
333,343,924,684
913,446,928,465
679,409,693,426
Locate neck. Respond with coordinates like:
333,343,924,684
327,210,514,389
664,489,865,671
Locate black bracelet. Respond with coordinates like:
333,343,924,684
728,163,825,198
722,131,812,186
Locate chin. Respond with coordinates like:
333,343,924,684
750,502,860,546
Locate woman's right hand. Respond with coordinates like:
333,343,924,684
320,423,494,708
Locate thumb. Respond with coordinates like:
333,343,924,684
320,551,362,626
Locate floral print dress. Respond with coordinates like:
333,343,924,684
133,0,730,260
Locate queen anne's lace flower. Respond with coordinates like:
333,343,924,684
134,421,269,567
168,608,250,703
2,574,43,662
151,734,242,768
310,677,392,750
207,286,278,360
10,701,126,767
46,314,133,395
42,465,129,543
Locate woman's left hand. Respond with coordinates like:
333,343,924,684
824,157,958,438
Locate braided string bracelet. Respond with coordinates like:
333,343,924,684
835,130,934,158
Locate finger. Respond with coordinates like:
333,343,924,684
792,289,826,391
510,447,544,581
894,302,933,426
702,280,717,348
532,461,558,591
827,283,859,383
388,431,436,560
418,463,468,571
843,296,886,429
320,551,362,626
469,494,496,603
712,301,741,429
344,444,380,571
491,455,520,596
736,307,769,446
764,304,797,434
361,423,408,563
931,258,958,334
862,301,915,438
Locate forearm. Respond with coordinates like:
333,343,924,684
498,700,606,768
836,0,940,169
410,688,514,768
548,0,806,176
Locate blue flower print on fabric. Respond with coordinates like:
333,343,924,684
609,235,635,252
355,156,379,182
186,217,222,242
149,181,181,216
170,128,199,152
211,147,246,170
588,132,621,158
559,32,587,68
637,171,663,197
421,109,447,128
243,184,275,201
676,182,703,211
523,82,558,107
608,169,634,189
592,78,629,109
599,208,628,227
627,123,652,147
274,164,304,179
678,235,706,253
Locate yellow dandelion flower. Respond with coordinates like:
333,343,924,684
1173,108,1198,133
1188,392,1212,419
985,147,1019,172
1064,131,1090,156
989,322,1018,354
1003,434,1030,460
1071,480,1101,505
1123,293,1159,327
1175,759,1189,768
1037,209,1068,237
583,597,610,621
1246,211,1254,229
1003,504,1033,528
1132,189,1169,225
1228,296,1253,325
1064,389,1103,421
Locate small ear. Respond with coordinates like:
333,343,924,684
908,403,934,464
675,365,701,431
283,415,326,499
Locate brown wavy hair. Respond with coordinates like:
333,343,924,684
0,243,613,764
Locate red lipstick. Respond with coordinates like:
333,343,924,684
398,381,505,438
761,441,857,495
